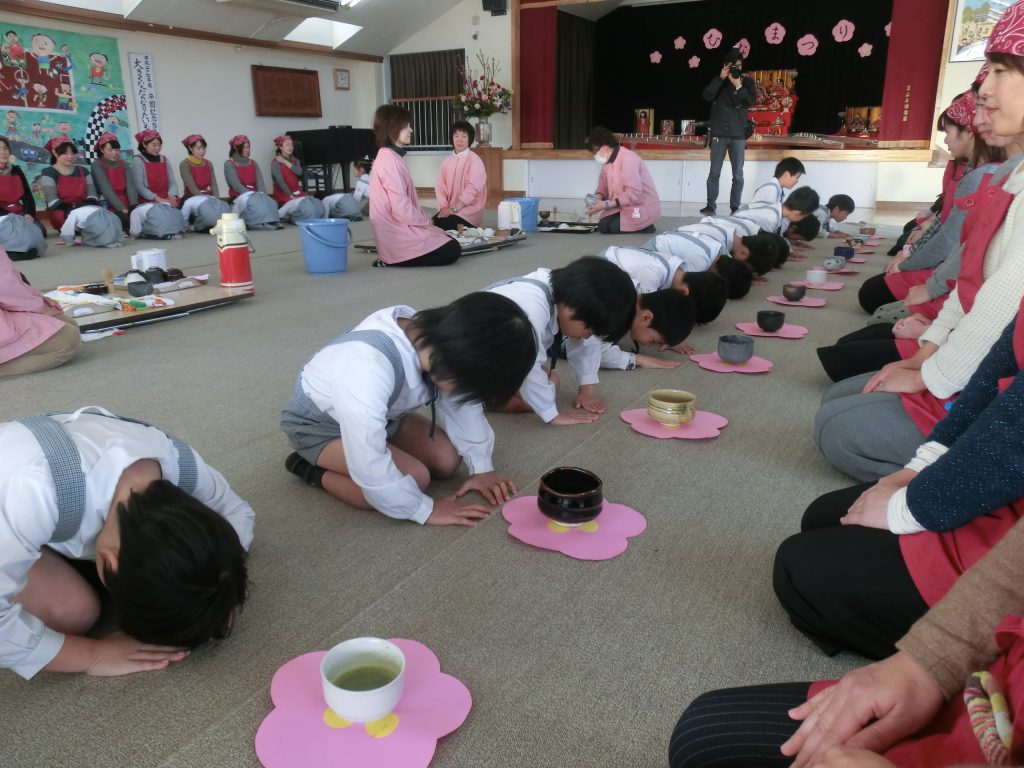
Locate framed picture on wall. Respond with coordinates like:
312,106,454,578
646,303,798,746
252,65,322,117
333,68,351,90
634,108,654,136
659,118,674,137
949,0,1009,62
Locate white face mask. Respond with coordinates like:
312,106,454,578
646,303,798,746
594,152,608,164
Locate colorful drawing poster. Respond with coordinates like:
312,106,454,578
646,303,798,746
0,21,127,201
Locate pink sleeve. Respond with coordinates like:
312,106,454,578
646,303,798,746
434,157,452,209
378,154,431,226
0,250,48,313
458,154,487,209
595,166,609,199
616,151,644,207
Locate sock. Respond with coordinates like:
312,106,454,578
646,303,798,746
285,452,326,487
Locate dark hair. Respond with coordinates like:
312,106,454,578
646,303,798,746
724,47,743,64
550,256,637,341
99,138,121,151
975,135,1007,167
0,136,9,152
683,270,730,321
587,126,619,152
741,232,780,276
987,52,1024,77
787,215,821,241
48,141,76,163
640,289,696,346
450,120,475,146
827,194,855,213
763,231,791,268
373,104,412,147
187,139,207,155
783,185,820,215
774,157,805,178
137,136,161,154
105,480,248,648
712,257,753,300
408,292,536,410
229,140,248,158
354,159,372,173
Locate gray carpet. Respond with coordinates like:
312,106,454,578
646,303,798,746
1,213,892,767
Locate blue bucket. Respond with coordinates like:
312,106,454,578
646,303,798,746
507,197,540,232
297,218,351,274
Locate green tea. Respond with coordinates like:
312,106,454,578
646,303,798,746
330,664,398,691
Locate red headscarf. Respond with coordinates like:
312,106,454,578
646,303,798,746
229,134,250,150
946,90,978,132
45,136,75,156
181,133,205,149
135,129,161,145
273,135,290,147
987,1,1024,56
93,132,118,152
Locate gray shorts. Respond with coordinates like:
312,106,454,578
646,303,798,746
280,378,400,463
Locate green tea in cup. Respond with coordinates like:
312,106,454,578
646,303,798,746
330,663,400,692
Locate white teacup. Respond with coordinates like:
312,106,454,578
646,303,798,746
320,637,406,723
806,269,828,285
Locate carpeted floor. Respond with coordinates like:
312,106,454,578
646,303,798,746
1,203,909,767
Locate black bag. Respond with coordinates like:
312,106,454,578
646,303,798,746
744,119,756,140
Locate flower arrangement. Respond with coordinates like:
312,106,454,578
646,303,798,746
452,51,512,118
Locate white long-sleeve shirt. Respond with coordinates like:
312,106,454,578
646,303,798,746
732,202,784,234
918,163,1024,398
485,269,601,422
300,306,495,523
599,246,681,292
750,178,785,205
0,410,254,679
642,224,722,272
811,205,837,238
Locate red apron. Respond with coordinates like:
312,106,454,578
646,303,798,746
229,160,257,201
271,162,301,205
104,160,129,210
143,157,169,199
940,160,967,224
49,169,88,229
0,172,23,213
185,161,213,199
883,267,934,300
901,296,1024,606
899,171,1014,435
809,614,1024,766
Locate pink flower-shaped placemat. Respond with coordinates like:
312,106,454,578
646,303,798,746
854,247,877,254
501,496,647,560
815,266,859,275
767,295,827,307
621,408,728,439
848,256,867,264
255,639,471,768
792,280,844,291
865,239,882,246
691,352,773,373
735,321,808,339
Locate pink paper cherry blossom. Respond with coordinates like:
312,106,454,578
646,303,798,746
502,496,647,561
736,38,751,58
254,640,472,768
674,36,686,50
621,409,729,440
858,42,873,57
691,353,774,374
832,19,855,43
703,28,723,49
797,34,819,56
688,56,701,68
650,50,663,64
765,22,786,44
885,22,892,37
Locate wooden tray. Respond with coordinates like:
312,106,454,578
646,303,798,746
536,221,598,234
354,232,527,255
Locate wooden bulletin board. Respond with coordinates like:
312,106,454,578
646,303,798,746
251,65,322,117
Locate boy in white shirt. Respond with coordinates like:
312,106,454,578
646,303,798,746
0,408,253,679
749,156,805,205
811,194,856,238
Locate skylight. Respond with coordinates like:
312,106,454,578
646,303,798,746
41,0,129,12
284,17,362,48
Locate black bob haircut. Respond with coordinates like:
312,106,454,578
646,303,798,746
710,257,753,301
774,157,805,178
551,255,637,342
788,215,821,241
408,292,537,410
683,270,730,321
105,479,248,649
587,125,619,152
827,194,856,213
48,141,77,163
640,289,696,346
783,185,820,215
762,231,791,268
741,232,781,276
450,120,475,146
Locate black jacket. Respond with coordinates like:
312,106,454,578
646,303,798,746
702,75,756,140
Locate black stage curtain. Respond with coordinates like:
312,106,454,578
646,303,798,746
592,0,892,135
555,11,597,149
390,49,464,98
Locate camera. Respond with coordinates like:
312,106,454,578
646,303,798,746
728,64,742,78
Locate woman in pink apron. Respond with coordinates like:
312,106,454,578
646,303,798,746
128,130,186,240
585,125,660,235
368,104,460,267
223,134,281,231
432,120,487,231
0,135,46,260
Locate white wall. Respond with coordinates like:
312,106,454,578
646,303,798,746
389,0,513,150
2,10,384,192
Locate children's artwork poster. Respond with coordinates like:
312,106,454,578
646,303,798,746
0,21,128,200
127,52,159,132
950,0,1008,62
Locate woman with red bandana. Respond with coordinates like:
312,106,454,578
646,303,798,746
128,129,186,240
178,134,229,233
90,132,136,234
0,134,46,260
36,137,97,233
269,134,324,224
223,134,281,231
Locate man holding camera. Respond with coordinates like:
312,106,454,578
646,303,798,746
700,47,756,216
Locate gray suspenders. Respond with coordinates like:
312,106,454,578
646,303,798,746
660,232,715,264
637,248,676,285
326,329,406,408
16,409,198,544
485,276,559,365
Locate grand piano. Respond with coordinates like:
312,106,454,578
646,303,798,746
288,126,376,193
